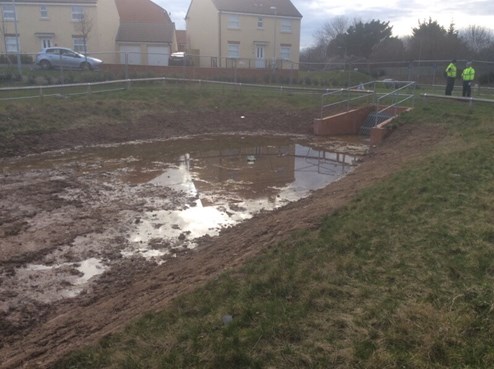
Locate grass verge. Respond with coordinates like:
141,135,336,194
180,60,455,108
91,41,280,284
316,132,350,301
51,99,494,368
0,82,319,140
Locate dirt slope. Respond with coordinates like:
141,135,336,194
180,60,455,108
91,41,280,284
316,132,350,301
0,111,446,369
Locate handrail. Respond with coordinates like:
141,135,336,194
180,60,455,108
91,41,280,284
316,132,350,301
319,80,416,120
374,81,415,122
377,95,414,115
0,77,342,102
376,81,415,102
421,93,494,104
319,82,376,118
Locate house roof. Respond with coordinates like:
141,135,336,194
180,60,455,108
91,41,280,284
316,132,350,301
114,0,175,44
115,0,172,23
4,0,97,3
210,0,302,18
116,22,174,43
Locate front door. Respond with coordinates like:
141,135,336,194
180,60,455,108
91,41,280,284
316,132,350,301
255,46,265,68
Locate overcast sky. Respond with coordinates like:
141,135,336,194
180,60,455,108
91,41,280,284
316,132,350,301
155,0,494,49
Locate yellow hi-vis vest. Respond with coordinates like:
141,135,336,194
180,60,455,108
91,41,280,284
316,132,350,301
445,63,457,78
462,67,475,81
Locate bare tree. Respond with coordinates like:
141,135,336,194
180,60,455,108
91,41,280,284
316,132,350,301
0,19,7,62
311,16,350,60
460,25,493,54
314,16,349,45
0,6,12,65
74,9,93,63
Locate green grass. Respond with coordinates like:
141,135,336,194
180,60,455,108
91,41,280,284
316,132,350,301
0,83,320,140
51,99,494,368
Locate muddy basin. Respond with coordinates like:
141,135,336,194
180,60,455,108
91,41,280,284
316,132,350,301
0,134,368,309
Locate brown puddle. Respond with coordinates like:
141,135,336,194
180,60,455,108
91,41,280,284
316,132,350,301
1,134,368,304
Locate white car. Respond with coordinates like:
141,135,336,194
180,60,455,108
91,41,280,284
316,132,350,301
35,47,103,70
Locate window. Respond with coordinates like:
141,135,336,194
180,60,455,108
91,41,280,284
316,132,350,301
41,38,52,49
257,17,263,28
3,5,16,21
228,15,240,29
227,42,240,58
5,36,19,53
72,37,84,52
71,6,84,21
281,19,292,33
280,45,291,60
40,5,48,18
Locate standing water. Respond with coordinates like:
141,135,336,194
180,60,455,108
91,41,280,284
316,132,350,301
0,134,367,302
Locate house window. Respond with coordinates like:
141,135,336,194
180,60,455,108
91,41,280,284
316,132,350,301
228,15,240,29
257,17,263,28
73,37,84,52
40,5,48,18
71,6,84,21
227,42,240,58
281,19,292,33
5,36,19,53
280,45,291,60
3,5,16,21
41,38,52,49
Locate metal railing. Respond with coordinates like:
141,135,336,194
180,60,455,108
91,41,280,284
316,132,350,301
319,81,375,118
420,92,494,108
0,76,335,102
0,79,130,101
319,80,416,119
376,81,416,115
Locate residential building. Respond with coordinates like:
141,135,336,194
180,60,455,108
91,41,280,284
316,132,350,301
115,0,176,65
185,0,302,69
0,0,176,65
175,29,186,52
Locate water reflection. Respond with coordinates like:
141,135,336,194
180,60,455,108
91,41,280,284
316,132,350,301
1,134,367,303
124,137,362,253
2,135,366,259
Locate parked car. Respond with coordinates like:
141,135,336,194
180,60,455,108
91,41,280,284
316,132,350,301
35,47,103,70
168,52,192,66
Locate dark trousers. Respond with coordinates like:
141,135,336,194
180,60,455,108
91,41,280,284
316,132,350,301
445,77,455,95
462,81,472,97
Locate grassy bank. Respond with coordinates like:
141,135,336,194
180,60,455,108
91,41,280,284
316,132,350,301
0,82,319,140
51,100,494,369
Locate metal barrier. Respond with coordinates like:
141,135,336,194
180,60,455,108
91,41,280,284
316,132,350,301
420,93,494,108
0,76,334,102
376,81,416,115
319,81,375,119
319,80,416,119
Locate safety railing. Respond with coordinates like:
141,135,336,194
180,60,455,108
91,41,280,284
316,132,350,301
319,81,375,119
0,76,336,102
319,80,416,120
376,81,416,115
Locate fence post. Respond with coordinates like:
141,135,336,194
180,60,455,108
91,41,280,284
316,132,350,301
432,63,436,86
125,53,129,80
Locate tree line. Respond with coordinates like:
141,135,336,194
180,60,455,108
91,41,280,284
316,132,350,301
301,17,494,63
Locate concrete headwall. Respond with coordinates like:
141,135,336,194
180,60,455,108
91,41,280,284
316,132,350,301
370,107,411,145
313,106,374,136
313,105,412,145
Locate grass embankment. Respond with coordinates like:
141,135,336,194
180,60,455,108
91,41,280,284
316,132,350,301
51,99,494,368
0,83,319,140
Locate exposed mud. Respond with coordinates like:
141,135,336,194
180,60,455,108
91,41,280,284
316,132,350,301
0,109,446,368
